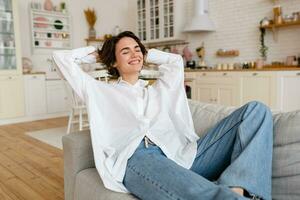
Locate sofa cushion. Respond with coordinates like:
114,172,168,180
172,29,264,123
74,168,137,200
272,111,300,200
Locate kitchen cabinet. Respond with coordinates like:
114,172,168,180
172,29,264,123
46,80,71,114
135,0,186,43
185,70,300,111
238,72,277,109
0,0,22,75
277,71,300,112
0,0,24,120
0,75,24,119
193,72,238,106
24,74,47,116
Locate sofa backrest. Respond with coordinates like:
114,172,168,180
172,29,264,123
188,100,235,138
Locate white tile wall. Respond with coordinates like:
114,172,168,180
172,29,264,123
184,0,300,67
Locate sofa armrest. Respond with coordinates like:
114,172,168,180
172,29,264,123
62,130,95,200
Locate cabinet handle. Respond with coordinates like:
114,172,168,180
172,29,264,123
223,73,227,76
296,73,300,76
252,73,258,76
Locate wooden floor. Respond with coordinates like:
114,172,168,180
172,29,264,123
0,117,68,200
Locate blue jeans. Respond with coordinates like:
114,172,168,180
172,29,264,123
123,101,273,200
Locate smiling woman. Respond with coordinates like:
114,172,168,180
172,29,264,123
98,31,147,83
53,31,273,200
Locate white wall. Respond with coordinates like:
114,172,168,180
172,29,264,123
17,0,133,75
18,0,300,72
184,0,300,67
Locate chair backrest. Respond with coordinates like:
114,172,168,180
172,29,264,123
63,80,85,108
88,69,110,83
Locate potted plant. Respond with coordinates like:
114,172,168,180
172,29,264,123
259,27,268,60
257,21,268,68
84,8,97,39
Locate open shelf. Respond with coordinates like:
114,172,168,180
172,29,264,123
30,8,72,51
261,20,300,29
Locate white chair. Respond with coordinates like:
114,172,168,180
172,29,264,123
65,69,110,134
64,82,89,134
88,69,110,82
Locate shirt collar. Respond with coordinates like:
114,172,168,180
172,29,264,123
117,77,148,88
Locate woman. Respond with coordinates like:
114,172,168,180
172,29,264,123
53,31,273,200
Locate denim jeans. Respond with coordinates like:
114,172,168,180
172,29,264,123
123,101,273,200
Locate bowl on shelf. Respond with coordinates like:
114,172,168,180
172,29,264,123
33,16,49,28
53,19,63,30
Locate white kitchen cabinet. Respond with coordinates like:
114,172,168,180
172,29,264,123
0,0,22,75
0,75,24,119
238,72,277,109
46,80,70,114
277,71,300,112
24,74,47,116
135,0,186,43
185,70,300,111
193,72,238,106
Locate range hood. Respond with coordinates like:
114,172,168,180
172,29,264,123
183,0,215,32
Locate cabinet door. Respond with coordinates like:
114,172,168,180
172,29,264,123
278,71,300,112
239,72,277,108
193,72,238,105
136,0,183,43
216,85,237,106
195,84,215,103
137,0,147,41
24,74,47,116
0,0,22,75
46,80,70,114
0,75,24,119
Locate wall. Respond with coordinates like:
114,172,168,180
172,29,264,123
183,0,300,67
17,0,133,77
18,0,300,72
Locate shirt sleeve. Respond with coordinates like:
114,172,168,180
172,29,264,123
52,46,97,102
146,48,184,90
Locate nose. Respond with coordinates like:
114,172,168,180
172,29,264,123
130,50,139,58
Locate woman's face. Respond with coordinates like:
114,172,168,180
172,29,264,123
114,37,144,77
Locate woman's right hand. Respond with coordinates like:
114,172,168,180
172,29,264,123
89,51,100,62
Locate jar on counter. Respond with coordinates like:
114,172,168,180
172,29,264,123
292,12,299,22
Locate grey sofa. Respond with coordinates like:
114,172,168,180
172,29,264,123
63,101,300,200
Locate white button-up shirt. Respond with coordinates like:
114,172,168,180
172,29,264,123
53,47,199,193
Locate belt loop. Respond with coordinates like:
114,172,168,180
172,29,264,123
144,137,149,148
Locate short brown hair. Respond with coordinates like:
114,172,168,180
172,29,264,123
98,31,147,77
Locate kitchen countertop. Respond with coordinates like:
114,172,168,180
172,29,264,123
185,67,300,72
23,71,46,75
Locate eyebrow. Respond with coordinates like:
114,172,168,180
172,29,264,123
120,45,141,52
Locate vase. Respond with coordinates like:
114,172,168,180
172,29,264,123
256,59,265,69
89,27,96,39
44,0,53,11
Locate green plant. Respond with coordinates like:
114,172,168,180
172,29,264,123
259,24,268,60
